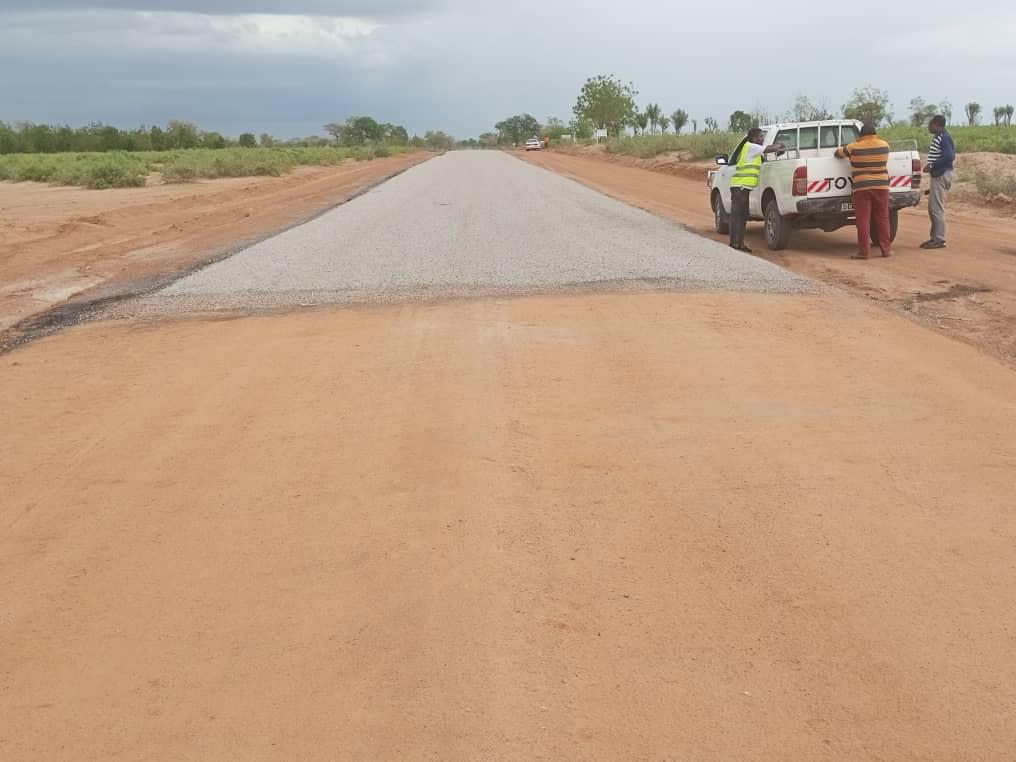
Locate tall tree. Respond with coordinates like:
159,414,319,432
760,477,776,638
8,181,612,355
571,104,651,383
670,109,689,135
658,115,671,134
573,74,638,138
842,86,891,126
965,102,982,126
703,117,719,133
993,106,1005,127
1006,105,1015,127
644,103,662,135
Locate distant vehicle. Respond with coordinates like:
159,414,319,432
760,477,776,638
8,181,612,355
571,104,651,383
708,120,922,250
524,137,542,151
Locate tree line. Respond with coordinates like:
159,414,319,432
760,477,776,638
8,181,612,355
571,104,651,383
494,76,1016,145
0,117,456,155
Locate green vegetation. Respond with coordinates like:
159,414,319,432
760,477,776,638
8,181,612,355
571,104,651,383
0,144,415,189
600,124,1016,163
0,152,149,189
604,132,741,161
573,75,638,138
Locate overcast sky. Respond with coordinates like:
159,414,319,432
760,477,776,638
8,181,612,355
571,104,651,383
0,0,1010,139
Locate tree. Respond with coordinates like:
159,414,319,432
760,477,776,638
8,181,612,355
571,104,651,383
237,132,257,148
259,133,275,147
495,114,540,145
791,94,832,121
644,103,662,135
940,99,953,125
703,117,719,133
993,107,1005,127
728,110,753,133
166,120,200,149
423,130,455,150
1006,106,1015,127
670,109,689,135
692,119,698,134
570,117,594,140
965,102,982,126
658,115,670,134
325,116,386,146
543,117,569,140
634,111,649,135
842,86,891,126
908,97,941,127
573,74,638,138
204,132,228,149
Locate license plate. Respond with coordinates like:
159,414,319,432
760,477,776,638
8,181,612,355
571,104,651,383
841,202,854,212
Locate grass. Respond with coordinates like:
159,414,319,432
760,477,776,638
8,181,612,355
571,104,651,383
603,125,1016,162
971,171,1016,198
0,145,413,189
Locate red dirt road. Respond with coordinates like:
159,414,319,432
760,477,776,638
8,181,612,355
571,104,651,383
3,292,1016,760
525,150,1016,367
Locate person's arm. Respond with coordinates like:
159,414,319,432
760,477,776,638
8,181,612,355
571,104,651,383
763,142,786,155
941,132,956,165
835,145,850,159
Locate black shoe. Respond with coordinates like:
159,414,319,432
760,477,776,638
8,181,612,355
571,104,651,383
919,239,936,249
922,239,947,250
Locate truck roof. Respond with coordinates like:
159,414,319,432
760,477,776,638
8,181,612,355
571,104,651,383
761,119,862,130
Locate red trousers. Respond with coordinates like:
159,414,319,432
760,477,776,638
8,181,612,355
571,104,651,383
853,189,891,256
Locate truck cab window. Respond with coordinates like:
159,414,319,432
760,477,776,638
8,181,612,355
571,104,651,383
840,125,859,145
798,127,818,150
821,126,839,148
774,128,797,150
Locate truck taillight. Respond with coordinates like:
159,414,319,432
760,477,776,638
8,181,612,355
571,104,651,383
912,158,922,173
792,166,808,196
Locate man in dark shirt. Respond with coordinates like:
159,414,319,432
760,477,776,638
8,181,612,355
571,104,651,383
922,115,955,250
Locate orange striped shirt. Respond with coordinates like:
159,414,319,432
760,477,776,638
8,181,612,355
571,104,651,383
835,135,890,192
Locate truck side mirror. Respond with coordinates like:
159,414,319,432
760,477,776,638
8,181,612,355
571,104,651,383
715,154,729,165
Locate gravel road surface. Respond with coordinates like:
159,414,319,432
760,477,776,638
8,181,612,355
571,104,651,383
152,151,813,311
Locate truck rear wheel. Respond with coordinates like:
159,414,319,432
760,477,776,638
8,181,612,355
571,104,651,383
764,198,792,250
712,192,729,234
871,208,900,248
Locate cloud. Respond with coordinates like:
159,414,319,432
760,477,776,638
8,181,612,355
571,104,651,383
0,0,434,16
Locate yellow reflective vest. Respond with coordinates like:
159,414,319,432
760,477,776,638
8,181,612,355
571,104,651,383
731,141,763,189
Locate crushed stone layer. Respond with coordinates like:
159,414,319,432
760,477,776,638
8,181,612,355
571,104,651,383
129,151,815,315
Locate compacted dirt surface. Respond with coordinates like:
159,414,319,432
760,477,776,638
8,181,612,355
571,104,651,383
0,152,432,341
525,149,1016,367
2,152,1015,760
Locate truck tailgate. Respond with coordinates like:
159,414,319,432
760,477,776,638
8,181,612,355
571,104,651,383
803,153,918,200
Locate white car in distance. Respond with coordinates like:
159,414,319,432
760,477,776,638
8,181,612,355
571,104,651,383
524,137,542,151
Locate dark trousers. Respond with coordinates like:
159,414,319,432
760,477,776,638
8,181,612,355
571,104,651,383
729,187,751,247
853,189,891,256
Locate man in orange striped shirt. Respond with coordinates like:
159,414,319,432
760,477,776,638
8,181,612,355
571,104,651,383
835,123,893,259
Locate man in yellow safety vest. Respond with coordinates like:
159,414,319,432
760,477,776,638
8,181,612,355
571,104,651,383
729,127,785,252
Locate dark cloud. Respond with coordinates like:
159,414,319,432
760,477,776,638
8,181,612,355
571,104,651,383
0,0,434,16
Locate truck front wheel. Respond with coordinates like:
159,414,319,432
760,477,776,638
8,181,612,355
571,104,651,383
871,208,900,248
764,198,792,250
712,192,730,234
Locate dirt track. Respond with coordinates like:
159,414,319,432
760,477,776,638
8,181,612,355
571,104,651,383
0,152,431,338
525,149,1016,367
3,293,1016,760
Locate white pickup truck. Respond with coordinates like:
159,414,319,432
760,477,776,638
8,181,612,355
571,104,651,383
708,120,922,250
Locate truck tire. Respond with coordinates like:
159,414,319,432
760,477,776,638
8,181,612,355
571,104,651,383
764,198,792,250
871,208,899,248
712,191,729,234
